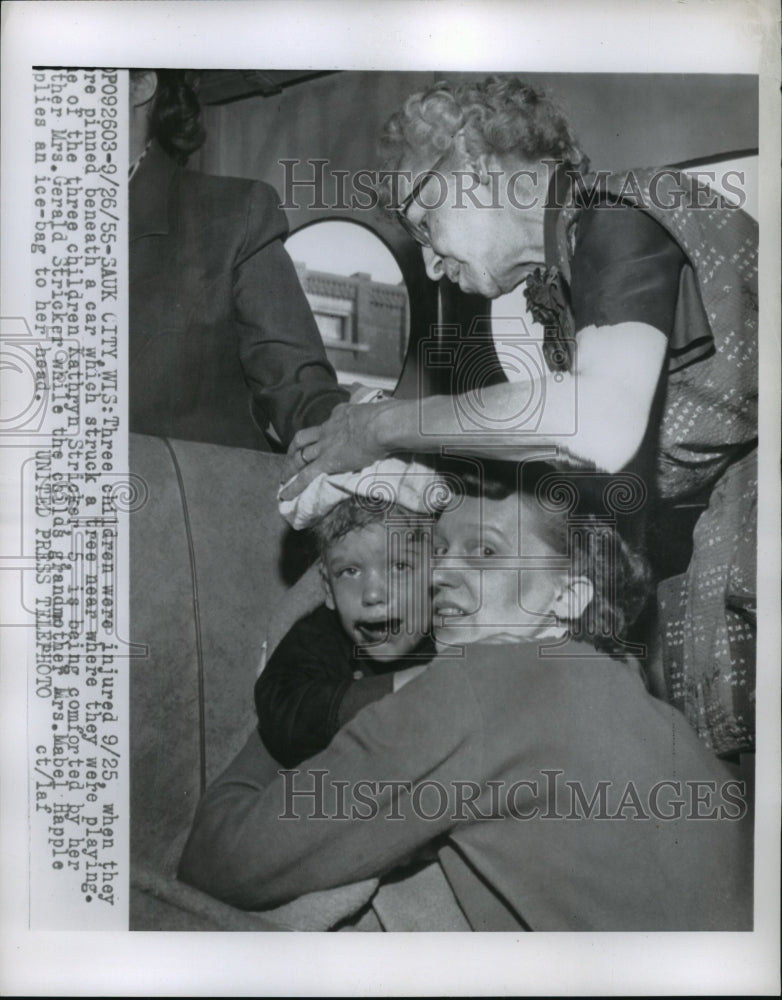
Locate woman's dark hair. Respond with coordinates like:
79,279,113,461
437,457,651,657
145,69,206,165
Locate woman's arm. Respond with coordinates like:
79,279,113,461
281,321,667,498
179,662,480,910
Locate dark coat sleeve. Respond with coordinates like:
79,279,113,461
129,145,348,450
233,182,349,446
255,608,355,768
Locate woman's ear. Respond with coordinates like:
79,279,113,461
319,562,335,611
552,575,594,625
453,131,493,187
473,152,494,185
130,70,158,108
463,150,494,186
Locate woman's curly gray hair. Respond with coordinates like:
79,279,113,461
377,75,587,207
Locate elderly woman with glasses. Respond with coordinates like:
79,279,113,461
281,75,757,760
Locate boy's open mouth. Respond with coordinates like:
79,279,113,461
433,603,467,618
355,618,402,641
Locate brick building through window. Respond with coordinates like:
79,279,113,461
294,263,409,392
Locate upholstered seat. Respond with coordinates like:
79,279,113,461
129,434,324,930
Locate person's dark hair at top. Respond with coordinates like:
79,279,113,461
147,69,206,165
437,457,651,657
311,495,433,559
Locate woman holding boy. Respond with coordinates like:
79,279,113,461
179,462,752,931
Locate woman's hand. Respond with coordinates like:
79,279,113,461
280,399,399,499
280,319,669,500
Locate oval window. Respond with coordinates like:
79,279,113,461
286,221,409,394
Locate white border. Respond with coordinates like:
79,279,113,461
2,1,780,995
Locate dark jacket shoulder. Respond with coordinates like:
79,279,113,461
132,141,289,251
177,166,289,248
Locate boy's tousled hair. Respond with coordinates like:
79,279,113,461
440,458,651,657
311,495,431,558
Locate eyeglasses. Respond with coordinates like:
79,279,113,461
393,150,451,247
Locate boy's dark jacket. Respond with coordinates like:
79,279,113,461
256,604,435,767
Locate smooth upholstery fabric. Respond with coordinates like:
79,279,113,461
130,433,308,928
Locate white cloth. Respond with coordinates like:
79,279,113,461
278,456,445,530
278,385,448,530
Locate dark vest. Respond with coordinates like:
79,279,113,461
546,166,758,500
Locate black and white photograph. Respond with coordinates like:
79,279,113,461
1,1,780,995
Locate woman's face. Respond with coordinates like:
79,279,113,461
401,153,547,298
431,491,566,646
